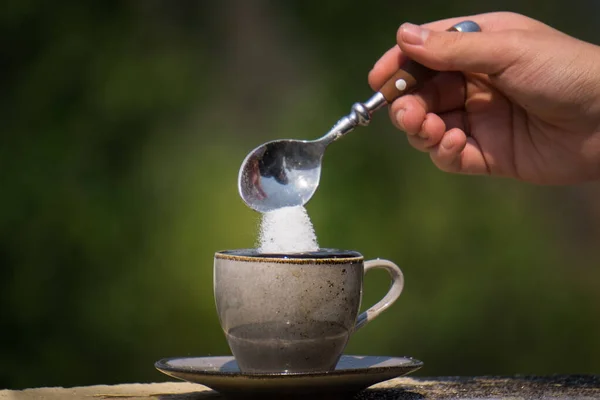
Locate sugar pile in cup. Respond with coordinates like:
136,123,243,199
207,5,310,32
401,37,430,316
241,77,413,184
258,206,319,253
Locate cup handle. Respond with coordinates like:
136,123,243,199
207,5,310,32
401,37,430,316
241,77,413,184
354,259,404,331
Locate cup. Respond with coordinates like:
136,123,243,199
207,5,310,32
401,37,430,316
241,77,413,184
213,249,404,374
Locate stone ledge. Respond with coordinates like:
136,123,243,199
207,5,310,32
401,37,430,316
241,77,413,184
2,375,599,399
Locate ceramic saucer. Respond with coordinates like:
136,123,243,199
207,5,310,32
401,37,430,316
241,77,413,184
155,355,423,398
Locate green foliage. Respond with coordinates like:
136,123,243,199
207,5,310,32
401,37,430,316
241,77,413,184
1,0,599,389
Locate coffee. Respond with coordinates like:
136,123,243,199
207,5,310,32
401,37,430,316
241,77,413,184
219,248,362,259
227,321,348,373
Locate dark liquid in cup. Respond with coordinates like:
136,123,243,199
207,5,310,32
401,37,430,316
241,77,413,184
226,320,349,373
219,248,362,259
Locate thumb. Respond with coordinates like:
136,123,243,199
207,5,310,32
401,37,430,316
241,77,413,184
397,23,526,75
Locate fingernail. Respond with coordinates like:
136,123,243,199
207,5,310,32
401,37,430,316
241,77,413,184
395,109,407,131
400,23,429,46
441,132,454,150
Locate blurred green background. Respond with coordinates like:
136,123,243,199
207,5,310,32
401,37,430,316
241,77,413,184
2,0,600,390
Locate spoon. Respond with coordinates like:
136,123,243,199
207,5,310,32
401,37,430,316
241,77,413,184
239,21,481,213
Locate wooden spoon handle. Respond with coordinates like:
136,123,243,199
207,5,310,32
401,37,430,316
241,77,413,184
378,21,481,103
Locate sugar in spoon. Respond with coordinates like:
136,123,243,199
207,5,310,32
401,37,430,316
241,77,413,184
238,21,480,213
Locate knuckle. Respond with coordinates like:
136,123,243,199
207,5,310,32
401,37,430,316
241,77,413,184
495,11,525,21
407,135,429,153
395,25,403,44
487,11,532,28
428,32,466,70
389,96,410,114
494,30,529,73
430,152,458,173
367,69,378,89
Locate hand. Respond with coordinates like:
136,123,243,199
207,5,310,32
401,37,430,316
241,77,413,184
369,12,600,184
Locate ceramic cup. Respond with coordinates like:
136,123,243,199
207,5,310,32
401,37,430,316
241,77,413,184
214,249,404,374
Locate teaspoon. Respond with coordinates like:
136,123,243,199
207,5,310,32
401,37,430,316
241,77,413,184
238,21,481,213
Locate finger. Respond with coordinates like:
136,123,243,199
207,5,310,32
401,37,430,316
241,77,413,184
405,113,446,151
397,24,529,75
368,46,405,92
438,109,467,133
429,128,468,171
368,19,475,91
391,97,425,135
368,16,484,90
430,129,490,175
389,72,466,121
369,12,541,89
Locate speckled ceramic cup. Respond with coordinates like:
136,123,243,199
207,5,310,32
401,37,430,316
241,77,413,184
214,249,404,374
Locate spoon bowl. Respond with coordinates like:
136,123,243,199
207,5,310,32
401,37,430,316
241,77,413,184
238,139,326,213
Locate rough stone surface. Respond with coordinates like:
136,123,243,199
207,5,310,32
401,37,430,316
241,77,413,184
359,375,600,399
2,375,599,399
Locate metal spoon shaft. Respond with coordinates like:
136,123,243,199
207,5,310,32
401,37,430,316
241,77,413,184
320,92,387,145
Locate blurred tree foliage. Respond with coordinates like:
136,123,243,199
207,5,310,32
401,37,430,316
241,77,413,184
1,0,599,390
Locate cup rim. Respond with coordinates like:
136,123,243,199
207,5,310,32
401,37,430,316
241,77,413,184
215,249,364,264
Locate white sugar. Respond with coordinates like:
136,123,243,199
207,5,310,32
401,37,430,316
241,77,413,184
258,206,319,253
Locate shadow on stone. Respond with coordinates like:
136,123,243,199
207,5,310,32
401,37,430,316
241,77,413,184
156,388,425,400
355,388,426,400
158,390,224,399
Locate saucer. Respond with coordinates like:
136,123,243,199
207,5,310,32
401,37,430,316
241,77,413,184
155,355,423,398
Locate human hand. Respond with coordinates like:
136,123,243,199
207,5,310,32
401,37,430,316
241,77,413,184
369,12,600,184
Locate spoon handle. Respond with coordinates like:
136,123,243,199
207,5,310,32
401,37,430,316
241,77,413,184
378,21,481,103
320,21,480,144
